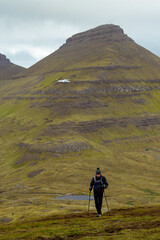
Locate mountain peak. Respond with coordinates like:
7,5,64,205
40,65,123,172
66,24,132,45
26,24,159,77
0,53,25,80
0,53,11,65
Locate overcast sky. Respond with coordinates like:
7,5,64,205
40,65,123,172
0,0,160,68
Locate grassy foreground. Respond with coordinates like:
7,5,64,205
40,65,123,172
0,205,159,240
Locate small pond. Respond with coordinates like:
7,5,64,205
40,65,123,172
56,195,94,201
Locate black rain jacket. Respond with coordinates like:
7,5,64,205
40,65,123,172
90,175,108,194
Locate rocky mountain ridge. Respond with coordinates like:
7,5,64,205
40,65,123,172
22,24,160,81
0,53,25,80
66,24,133,44
0,54,11,65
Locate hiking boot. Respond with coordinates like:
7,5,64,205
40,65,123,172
96,213,102,217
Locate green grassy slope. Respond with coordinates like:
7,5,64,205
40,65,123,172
0,206,159,240
0,25,160,222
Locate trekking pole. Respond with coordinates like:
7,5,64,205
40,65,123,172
104,190,111,216
88,190,91,216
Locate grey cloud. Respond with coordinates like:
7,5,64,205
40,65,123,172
0,0,160,24
8,51,36,68
0,0,160,67
0,17,80,67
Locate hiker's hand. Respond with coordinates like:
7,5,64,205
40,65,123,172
89,187,92,191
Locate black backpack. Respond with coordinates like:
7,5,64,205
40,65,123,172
93,176,103,192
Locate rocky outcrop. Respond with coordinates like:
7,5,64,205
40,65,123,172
0,54,10,65
15,141,93,165
45,115,160,135
17,141,92,155
31,84,158,96
0,53,25,80
66,24,133,44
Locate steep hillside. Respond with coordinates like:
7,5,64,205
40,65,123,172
0,53,25,80
25,24,160,80
0,25,160,221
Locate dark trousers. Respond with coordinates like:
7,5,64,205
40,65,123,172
94,192,103,214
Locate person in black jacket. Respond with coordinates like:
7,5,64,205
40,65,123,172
89,168,108,217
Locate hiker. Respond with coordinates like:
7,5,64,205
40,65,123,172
89,168,108,217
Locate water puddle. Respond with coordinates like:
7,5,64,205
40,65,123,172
56,195,94,201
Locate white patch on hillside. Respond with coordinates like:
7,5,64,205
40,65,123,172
57,79,70,83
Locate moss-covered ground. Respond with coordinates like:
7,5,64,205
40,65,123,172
0,205,159,240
